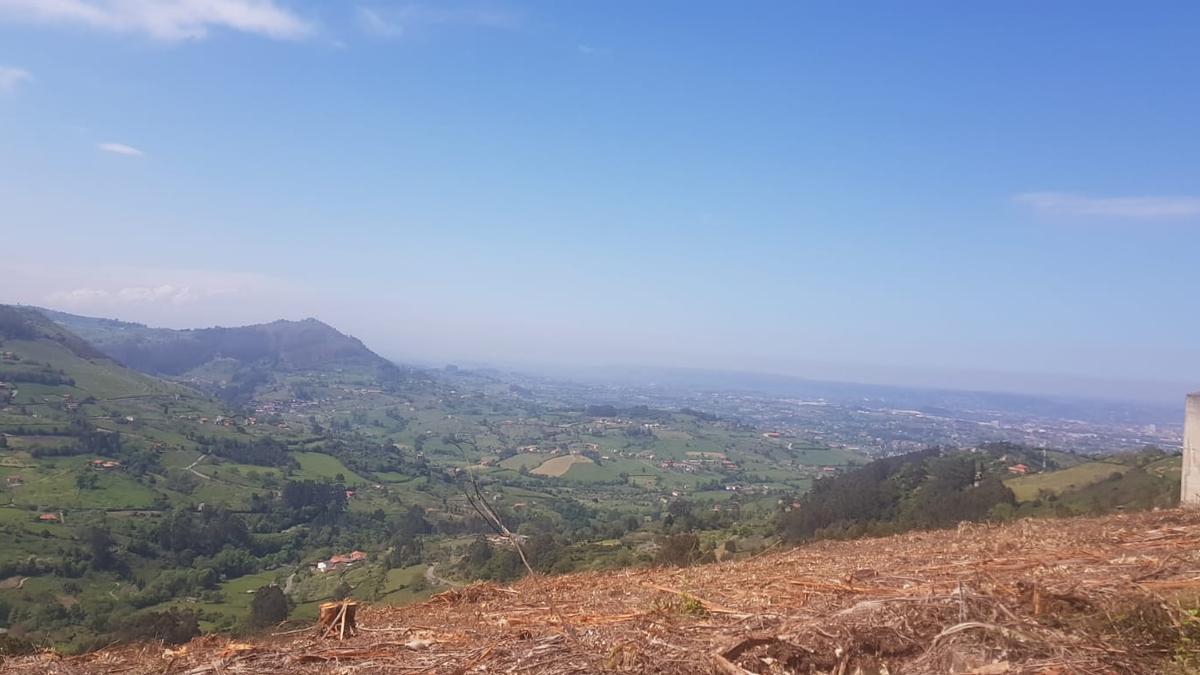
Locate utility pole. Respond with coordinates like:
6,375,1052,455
1182,393,1200,505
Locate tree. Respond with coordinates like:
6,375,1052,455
118,609,199,645
156,508,251,557
655,533,700,567
82,525,119,571
165,470,200,494
394,505,431,540
388,536,424,568
75,469,99,491
465,535,493,568
248,585,289,629
664,499,697,532
332,580,353,601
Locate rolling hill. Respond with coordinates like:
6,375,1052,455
38,308,405,405
0,305,197,402
0,304,224,501
40,308,391,376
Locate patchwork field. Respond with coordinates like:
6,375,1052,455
531,454,593,477
1005,460,1128,501
293,451,367,484
498,453,551,471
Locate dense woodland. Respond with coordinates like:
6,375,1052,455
778,447,1017,541
778,443,1179,542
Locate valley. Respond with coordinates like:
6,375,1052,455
0,306,862,649
0,305,1185,654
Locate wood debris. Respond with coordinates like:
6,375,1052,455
317,600,359,640
6,508,1200,674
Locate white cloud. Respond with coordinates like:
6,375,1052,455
98,142,145,156
0,0,312,41
46,281,243,305
48,288,110,304
0,65,32,92
576,44,610,57
47,284,229,306
1015,192,1200,220
30,266,302,316
0,263,317,329
356,3,519,38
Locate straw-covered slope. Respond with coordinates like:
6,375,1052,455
8,509,1200,674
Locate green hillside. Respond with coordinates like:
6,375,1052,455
1011,450,1181,516
2,306,871,651
778,444,1180,544
40,309,404,407
8,305,1167,657
1005,460,1130,501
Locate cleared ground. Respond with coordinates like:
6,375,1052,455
530,454,593,477
12,508,1200,674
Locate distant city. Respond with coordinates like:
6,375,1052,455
499,367,1182,456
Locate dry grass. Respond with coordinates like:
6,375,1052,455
531,454,593,477
8,509,1200,674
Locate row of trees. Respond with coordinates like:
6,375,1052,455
195,435,295,467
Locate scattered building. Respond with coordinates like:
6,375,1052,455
316,550,368,573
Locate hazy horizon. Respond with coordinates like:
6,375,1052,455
14,302,1191,407
4,2,1200,403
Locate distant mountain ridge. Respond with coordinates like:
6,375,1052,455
40,308,390,376
0,305,111,361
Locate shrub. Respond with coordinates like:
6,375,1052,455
117,609,200,645
654,533,700,567
247,585,289,629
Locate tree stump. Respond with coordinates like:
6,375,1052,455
317,600,359,639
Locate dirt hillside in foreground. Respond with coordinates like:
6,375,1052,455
7,509,1200,674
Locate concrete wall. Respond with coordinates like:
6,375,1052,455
1183,393,1200,505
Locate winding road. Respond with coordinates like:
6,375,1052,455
424,563,458,588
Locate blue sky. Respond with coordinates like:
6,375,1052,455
1,1,1199,400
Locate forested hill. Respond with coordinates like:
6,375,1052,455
40,309,390,376
777,443,1179,542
